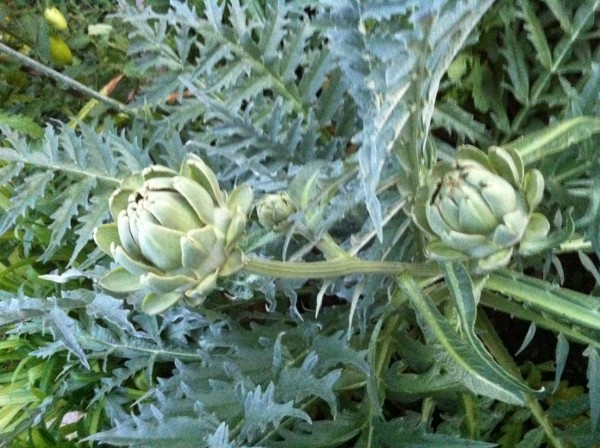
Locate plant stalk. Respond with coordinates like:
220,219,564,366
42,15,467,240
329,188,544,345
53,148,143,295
0,42,136,116
242,256,441,279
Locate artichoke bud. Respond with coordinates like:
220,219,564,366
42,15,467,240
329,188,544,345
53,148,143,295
413,145,551,273
93,154,253,314
257,192,297,231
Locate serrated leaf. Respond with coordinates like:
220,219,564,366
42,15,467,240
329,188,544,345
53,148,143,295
85,415,219,448
266,413,363,448
505,116,600,165
0,171,54,235
324,0,494,239
41,177,96,262
87,294,145,337
313,332,370,375
542,0,572,33
501,21,530,105
43,306,89,370
207,423,244,448
398,271,534,406
518,0,553,71
68,192,110,266
432,101,493,148
0,113,44,139
374,416,496,447
241,383,310,442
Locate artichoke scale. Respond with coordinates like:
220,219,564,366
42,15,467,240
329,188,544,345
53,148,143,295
99,266,142,293
136,220,184,272
142,291,182,315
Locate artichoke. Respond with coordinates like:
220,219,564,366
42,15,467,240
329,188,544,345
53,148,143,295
413,145,549,272
93,154,253,314
256,192,297,231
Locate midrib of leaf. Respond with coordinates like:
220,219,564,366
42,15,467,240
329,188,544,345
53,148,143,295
80,333,202,361
508,0,600,136
0,150,121,186
398,273,531,406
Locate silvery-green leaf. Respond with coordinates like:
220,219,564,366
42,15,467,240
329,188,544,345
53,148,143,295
140,272,195,293
99,266,142,293
172,175,215,225
182,155,225,205
142,291,181,315
94,222,119,256
489,146,523,187
399,273,529,406
524,169,544,211
111,244,158,276
219,248,243,277
227,184,254,216
136,220,184,272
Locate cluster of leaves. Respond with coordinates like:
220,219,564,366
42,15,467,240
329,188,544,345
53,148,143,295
0,0,600,447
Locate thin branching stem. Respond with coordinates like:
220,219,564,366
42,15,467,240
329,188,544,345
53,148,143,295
0,42,137,116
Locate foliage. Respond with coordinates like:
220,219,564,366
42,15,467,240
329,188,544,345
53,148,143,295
0,0,600,447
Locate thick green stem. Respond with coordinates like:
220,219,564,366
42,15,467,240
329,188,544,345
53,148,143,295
486,269,600,333
477,311,565,448
242,256,440,280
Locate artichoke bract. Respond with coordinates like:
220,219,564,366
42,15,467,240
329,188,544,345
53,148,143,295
413,145,549,272
93,154,253,314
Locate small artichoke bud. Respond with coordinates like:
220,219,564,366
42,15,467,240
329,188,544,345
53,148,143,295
257,192,296,231
94,154,253,314
44,7,68,31
413,145,550,273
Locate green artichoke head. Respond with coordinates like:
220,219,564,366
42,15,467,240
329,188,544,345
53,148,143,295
413,145,549,272
256,192,297,232
94,154,253,314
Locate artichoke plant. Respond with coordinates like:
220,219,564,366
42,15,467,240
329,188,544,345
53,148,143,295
93,154,253,314
256,192,297,231
413,145,550,272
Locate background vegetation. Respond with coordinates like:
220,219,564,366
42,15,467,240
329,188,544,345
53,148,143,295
1,0,600,446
